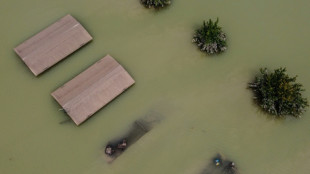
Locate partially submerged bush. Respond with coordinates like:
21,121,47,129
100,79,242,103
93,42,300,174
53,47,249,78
192,18,227,55
249,68,308,117
140,0,171,8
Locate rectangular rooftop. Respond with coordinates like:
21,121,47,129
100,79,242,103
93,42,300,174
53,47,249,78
51,55,135,125
14,14,92,76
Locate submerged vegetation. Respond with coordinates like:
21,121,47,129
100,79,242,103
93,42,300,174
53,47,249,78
192,18,227,55
140,0,171,8
249,68,308,117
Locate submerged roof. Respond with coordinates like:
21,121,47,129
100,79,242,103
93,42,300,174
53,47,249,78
51,55,135,125
14,14,92,76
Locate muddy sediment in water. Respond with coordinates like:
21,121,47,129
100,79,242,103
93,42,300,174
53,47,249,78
2,1,310,173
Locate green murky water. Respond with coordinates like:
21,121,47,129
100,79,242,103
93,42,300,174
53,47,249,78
1,0,310,173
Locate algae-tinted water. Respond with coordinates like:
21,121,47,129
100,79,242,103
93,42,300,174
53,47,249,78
1,0,310,174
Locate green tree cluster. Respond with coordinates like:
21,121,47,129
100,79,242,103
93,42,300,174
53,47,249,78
140,0,171,8
192,18,227,55
249,68,308,117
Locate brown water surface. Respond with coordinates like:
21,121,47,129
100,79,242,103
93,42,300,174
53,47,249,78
1,0,310,173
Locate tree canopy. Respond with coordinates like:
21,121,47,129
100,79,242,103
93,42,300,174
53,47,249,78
249,68,308,117
192,18,227,55
140,0,171,9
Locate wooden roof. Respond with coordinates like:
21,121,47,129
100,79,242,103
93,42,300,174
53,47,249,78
14,14,92,76
51,55,135,125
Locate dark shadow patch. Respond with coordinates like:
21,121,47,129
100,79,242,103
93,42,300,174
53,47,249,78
104,111,162,163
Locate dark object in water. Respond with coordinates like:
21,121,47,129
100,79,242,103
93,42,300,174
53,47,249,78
105,145,115,156
223,162,238,174
117,139,127,151
213,154,223,167
202,154,239,174
105,139,127,157
104,121,148,162
104,111,162,162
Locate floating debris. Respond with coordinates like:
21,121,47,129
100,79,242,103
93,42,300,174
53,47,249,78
117,139,127,151
104,111,162,163
201,153,239,174
223,162,238,174
105,145,115,156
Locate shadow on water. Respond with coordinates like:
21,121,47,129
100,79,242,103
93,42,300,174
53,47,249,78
201,154,239,174
59,118,72,124
58,109,73,125
104,110,163,163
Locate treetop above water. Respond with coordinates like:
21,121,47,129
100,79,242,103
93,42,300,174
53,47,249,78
249,67,308,118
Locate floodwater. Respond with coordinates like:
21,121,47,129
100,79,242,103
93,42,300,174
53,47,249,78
1,0,310,173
